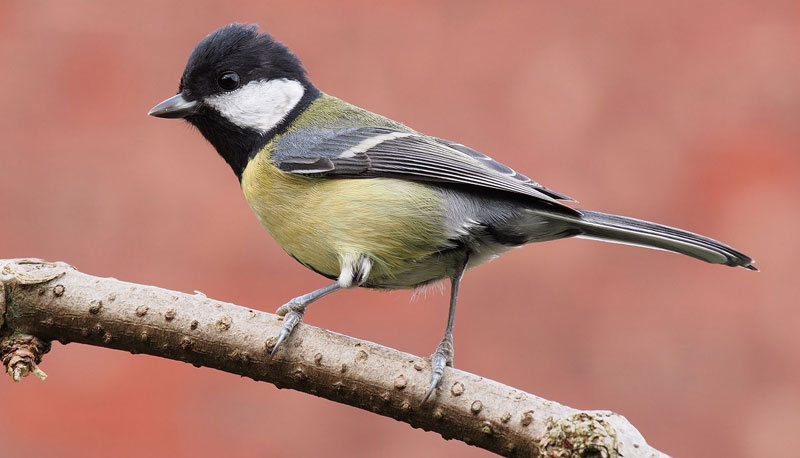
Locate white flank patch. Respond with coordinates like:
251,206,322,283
338,132,413,158
338,264,354,288
337,254,372,288
356,256,372,285
204,78,305,133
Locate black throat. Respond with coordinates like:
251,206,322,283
186,83,321,180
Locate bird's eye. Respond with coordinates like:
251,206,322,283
217,71,240,91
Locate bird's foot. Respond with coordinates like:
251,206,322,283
270,300,306,356
422,335,454,403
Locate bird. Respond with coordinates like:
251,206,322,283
148,23,756,402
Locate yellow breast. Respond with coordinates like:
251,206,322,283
240,149,451,283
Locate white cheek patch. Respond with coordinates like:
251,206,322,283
204,78,305,134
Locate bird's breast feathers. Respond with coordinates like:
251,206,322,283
240,145,452,285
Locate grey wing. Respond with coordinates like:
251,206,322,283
432,138,575,202
274,127,578,212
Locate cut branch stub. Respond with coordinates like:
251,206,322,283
0,333,50,381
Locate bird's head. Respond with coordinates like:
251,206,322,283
149,24,319,176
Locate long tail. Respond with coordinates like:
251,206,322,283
543,209,757,270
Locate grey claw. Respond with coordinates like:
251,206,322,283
270,327,289,356
275,302,292,316
422,351,448,403
270,309,303,356
422,373,442,404
422,335,454,404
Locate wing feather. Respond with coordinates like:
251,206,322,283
273,127,577,213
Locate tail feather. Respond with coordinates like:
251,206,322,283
545,209,757,270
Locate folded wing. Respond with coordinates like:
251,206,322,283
273,127,578,214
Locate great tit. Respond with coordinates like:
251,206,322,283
149,23,756,402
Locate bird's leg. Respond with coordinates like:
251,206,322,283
423,257,468,403
271,282,341,356
271,255,370,356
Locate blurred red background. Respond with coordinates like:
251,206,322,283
1,1,798,457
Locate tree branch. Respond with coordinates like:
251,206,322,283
0,259,668,457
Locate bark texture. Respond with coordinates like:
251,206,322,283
0,259,669,458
